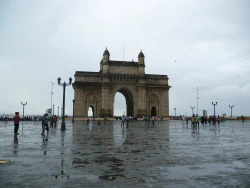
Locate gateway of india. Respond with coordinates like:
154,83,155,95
72,48,171,119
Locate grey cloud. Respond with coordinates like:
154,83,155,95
0,0,249,117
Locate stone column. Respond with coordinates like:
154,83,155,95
74,88,84,118
136,86,147,116
160,89,170,118
100,84,112,117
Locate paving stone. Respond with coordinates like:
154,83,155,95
0,120,250,187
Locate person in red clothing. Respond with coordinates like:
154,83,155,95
13,112,20,135
53,115,57,127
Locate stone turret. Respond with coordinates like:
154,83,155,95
102,47,110,74
138,50,145,64
103,47,110,63
138,50,145,74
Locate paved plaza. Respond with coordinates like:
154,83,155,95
0,120,250,187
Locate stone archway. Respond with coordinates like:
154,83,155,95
86,92,99,117
151,106,156,116
114,88,134,117
73,48,171,118
149,94,159,116
88,105,94,117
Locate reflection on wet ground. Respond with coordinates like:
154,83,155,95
0,120,250,187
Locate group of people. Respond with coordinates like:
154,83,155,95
11,112,246,136
121,115,130,128
97,116,108,125
1,115,9,121
11,112,58,136
85,115,156,128
143,116,157,125
85,116,109,125
183,114,224,128
41,114,58,135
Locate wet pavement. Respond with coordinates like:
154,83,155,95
0,120,250,187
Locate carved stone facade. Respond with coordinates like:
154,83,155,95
72,48,171,118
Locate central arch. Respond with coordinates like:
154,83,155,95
114,88,134,117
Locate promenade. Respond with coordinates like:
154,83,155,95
0,120,250,187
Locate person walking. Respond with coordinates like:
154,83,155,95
204,116,207,124
180,115,184,125
49,116,54,127
41,113,49,136
213,115,216,125
4,115,8,125
201,116,204,124
185,116,189,125
191,115,196,127
217,115,221,125
208,116,212,125
196,114,200,128
152,116,155,125
121,115,125,128
241,115,245,122
53,115,57,127
126,116,129,128
86,116,90,125
104,116,107,125
98,116,101,125
13,112,20,135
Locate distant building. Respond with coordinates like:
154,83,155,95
46,109,52,116
203,110,207,117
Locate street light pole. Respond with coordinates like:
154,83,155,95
192,87,203,115
53,104,54,116
50,82,56,111
58,106,59,117
191,106,195,115
229,105,234,118
212,102,218,116
174,108,176,118
72,99,75,123
57,77,72,131
21,102,27,120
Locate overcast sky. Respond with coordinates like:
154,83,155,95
0,0,250,117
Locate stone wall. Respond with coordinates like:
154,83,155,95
109,66,138,74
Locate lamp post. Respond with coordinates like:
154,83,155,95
50,82,56,111
191,106,195,115
53,104,55,116
72,99,75,123
174,108,176,118
229,105,234,118
192,87,203,115
212,102,218,116
58,106,59,117
57,77,72,131
21,102,27,120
